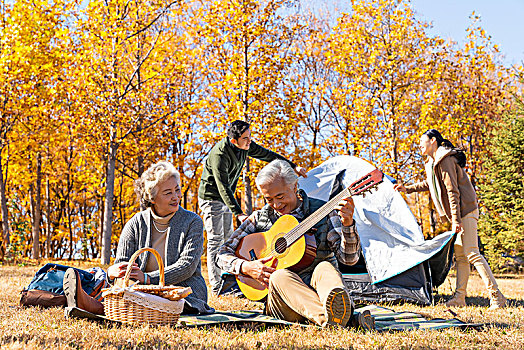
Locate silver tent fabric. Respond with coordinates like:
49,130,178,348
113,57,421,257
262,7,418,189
298,155,454,284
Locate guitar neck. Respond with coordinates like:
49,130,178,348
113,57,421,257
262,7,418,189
285,187,352,246
284,168,383,247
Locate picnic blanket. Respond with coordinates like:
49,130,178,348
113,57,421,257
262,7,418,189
65,305,482,332
356,305,482,331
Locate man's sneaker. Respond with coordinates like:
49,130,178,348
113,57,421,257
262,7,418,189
349,310,375,331
489,290,507,309
324,287,353,327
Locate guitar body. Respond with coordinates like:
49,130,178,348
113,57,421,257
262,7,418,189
235,215,317,301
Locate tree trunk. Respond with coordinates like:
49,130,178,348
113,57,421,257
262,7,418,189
389,118,399,177
58,238,65,259
30,153,42,259
99,194,104,258
67,186,73,260
118,170,125,231
415,192,424,234
139,155,146,211
429,208,436,236
101,141,118,264
243,158,252,215
241,32,252,215
0,152,10,254
45,178,51,258
82,191,88,260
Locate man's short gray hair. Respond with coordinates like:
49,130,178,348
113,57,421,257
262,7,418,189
255,160,297,189
134,161,180,208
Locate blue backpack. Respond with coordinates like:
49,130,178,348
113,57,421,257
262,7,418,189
25,263,106,296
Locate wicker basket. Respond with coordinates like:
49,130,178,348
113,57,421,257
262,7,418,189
103,247,185,325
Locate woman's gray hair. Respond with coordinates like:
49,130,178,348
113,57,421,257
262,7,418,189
134,161,180,208
255,160,298,189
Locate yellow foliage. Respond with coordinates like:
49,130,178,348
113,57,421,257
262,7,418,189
0,0,515,257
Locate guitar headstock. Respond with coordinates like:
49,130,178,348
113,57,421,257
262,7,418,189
349,169,384,197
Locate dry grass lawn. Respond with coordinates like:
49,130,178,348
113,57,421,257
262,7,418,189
1,259,523,349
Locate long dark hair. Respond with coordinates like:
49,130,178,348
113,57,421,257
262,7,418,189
423,129,466,167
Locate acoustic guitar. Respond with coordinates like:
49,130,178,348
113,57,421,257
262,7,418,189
235,168,384,301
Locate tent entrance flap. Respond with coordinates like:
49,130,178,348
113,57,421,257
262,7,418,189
428,233,456,288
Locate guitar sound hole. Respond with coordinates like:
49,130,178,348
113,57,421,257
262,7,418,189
274,237,288,254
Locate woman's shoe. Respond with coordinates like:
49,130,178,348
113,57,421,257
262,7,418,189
445,294,466,307
489,290,507,309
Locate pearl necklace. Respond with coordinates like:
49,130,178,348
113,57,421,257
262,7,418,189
152,220,169,233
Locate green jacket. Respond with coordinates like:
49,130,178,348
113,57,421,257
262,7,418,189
198,138,295,215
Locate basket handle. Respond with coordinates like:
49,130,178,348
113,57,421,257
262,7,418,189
122,247,165,287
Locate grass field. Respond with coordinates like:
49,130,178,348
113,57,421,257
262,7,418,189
1,260,523,349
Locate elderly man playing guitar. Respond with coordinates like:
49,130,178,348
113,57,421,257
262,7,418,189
217,160,379,330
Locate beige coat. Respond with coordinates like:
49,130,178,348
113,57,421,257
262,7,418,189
405,147,478,226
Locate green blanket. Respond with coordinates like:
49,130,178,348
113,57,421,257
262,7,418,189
356,305,482,331
65,305,483,332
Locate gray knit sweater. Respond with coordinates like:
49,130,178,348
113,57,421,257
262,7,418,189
115,207,214,314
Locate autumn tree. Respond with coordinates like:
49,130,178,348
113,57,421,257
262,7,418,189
406,14,510,235
0,0,77,259
141,2,211,213
0,0,16,256
77,0,181,264
437,15,508,185
199,0,304,212
288,11,339,168
324,0,511,237
327,0,448,179
0,0,518,261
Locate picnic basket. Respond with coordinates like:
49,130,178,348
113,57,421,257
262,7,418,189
102,247,187,325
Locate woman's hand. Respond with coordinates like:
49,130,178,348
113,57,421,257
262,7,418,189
335,196,355,227
452,222,464,234
294,166,308,178
107,262,146,283
240,256,278,287
394,184,406,192
107,262,129,280
237,214,249,224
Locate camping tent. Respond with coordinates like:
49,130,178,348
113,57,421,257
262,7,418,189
298,155,455,305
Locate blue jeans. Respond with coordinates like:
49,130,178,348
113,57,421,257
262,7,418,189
198,198,234,295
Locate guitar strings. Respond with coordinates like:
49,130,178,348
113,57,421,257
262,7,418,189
286,187,351,244
263,187,353,257
249,171,380,261
255,187,352,259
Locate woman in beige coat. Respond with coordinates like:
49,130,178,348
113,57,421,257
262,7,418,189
395,129,506,309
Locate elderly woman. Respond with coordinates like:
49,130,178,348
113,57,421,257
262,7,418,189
63,160,213,315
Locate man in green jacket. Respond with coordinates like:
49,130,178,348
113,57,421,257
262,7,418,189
198,120,307,295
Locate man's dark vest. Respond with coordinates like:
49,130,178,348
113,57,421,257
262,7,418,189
254,190,337,280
